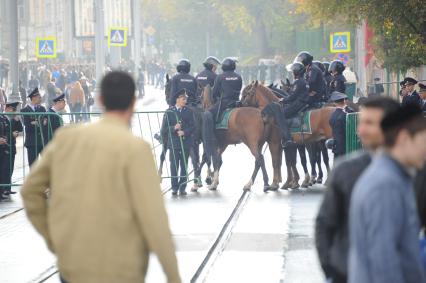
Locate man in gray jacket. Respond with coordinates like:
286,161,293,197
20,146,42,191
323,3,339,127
315,97,400,283
349,103,426,283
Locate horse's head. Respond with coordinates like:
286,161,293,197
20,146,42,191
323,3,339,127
241,81,279,109
201,85,213,111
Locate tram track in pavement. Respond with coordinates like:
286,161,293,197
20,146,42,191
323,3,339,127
190,189,251,283
30,188,250,283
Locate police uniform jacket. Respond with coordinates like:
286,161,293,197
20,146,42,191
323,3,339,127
402,90,422,107
169,73,198,106
196,69,217,88
212,71,242,106
0,115,23,155
21,104,47,148
45,108,63,141
329,108,347,155
283,78,310,104
21,116,181,283
330,74,346,94
306,64,327,103
162,106,195,150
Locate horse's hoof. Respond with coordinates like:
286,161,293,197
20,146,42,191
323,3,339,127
301,180,310,188
205,177,212,185
290,181,300,190
243,187,251,191
267,184,279,192
316,178,323,184
280,182,290,190
208,185,217,191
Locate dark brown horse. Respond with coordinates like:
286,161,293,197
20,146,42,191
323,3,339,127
201,85,273,191
241,81,336,189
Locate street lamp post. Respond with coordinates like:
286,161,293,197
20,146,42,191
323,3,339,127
7,0,20,101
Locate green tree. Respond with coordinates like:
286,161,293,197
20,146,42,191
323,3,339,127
294,0,426,71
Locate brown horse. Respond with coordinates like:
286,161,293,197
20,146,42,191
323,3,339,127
241,81,336,189
201,85,273,191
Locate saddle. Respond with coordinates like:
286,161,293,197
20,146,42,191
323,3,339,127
287,110,312,134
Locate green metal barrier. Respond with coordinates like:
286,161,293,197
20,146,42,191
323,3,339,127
0,111,192,193
345,112,362,153
345,83,356,101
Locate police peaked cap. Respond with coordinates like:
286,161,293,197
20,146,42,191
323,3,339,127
28,87,40,98
53,93,66,103
418,83,426,92
404,77,418,85
329,91,348,102
5,101,20,109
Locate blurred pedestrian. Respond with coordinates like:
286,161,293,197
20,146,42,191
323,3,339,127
69,81,85,123
316,97,400,283
21,71,181,283
349,103,426,283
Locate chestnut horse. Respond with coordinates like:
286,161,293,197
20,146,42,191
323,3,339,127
241,81,335,190
200,85,275,191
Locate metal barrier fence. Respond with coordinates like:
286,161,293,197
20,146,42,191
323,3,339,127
345,112,362,153
0,111,192,193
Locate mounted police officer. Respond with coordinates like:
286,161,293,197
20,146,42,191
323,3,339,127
0,101,23,199
169,59,198,107
329,60,346,94
294,51,326,107
161,89,195,196
196,56,221,89
313,61,329,102
202,58,242,156
264,62,310,147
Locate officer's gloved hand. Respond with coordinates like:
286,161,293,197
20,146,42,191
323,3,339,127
235,101,242,107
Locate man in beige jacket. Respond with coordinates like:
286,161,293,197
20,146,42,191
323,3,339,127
21,71,181,283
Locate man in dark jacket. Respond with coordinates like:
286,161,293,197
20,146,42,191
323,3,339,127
402,77,421,107
329,91,349,159
162,90,195,196
21,87,47,166
0,101,23,198
329,60,346,94
196,56,220,89
45,93,66,143
315,97,400,283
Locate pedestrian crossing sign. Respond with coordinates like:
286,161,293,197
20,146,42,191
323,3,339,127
36,37,57,58
108,27,128,47
330,32,351,53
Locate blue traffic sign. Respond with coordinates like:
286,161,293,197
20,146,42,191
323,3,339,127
108,27,128,47
330,32,351,53
36,37,56,58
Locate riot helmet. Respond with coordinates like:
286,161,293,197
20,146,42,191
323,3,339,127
176,59,191,73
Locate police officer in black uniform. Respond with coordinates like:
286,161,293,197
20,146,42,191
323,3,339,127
202,58,242,156
196,56,221,89
21,87,47,166
313,61,329,102
295,51,326,107
162,90,195,196
169,59,198,107
329,91,349,159
322,61,333,100
329,60,347,94
45,93,66,143
264,62,310,147
401,77,421,107
0,101,23,199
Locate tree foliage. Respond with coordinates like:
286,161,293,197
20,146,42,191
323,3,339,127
294,0,426,71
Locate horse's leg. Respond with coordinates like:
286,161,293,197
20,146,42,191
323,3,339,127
290,146,300,189
307,143,317,186
268,141,281,190
208,145,226,190
320,139,331,183
316,141,324,184
298,145,311,188
280,147,294,190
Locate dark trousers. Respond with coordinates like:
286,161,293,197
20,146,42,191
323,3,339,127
169,148,189,192
27,146,43,167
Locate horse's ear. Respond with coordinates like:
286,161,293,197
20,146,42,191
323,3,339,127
254,80,258,87
268,83,273,88
286,78,291,86
166,74,170,81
